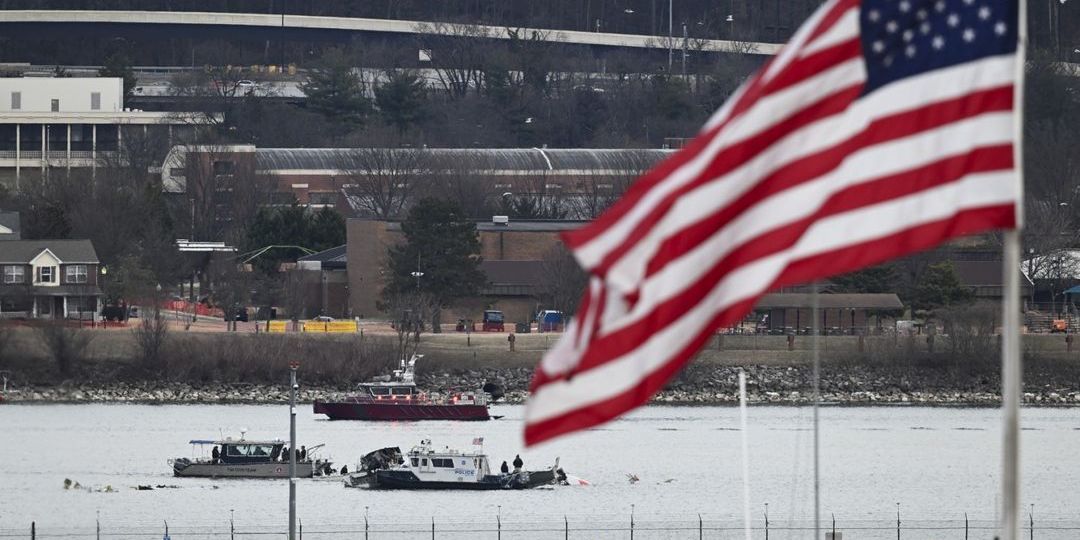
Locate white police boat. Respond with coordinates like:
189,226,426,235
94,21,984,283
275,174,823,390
370,439,564,490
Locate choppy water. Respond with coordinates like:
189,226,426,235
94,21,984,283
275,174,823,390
1,404,1079,539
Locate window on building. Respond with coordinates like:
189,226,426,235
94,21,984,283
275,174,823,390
50,99,59,112
308,192,337,206
90,92,101,111
10,92,20,110
3,265,24,284
212,160,236,176
65,265,88,284
36,266,55,284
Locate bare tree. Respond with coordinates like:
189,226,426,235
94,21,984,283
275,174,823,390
539,244,588,316
414,21,494,99
419,151,498,219
343,148,431,218
380,290,437,363
35,322,94,376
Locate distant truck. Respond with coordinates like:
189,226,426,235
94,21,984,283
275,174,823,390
536,310,564,333
482,310,504,332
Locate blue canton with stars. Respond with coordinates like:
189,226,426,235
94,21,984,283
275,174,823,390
859,0,1017,94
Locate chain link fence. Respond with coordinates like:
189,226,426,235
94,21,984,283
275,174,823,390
2,513,1075,540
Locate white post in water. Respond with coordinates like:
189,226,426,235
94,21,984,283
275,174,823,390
289,360,299,540
738,370,752,540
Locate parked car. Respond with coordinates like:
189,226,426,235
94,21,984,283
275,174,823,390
313,315,334,322
536,310,564,332
482,310,504,332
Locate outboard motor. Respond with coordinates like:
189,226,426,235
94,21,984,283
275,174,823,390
482,382,505,402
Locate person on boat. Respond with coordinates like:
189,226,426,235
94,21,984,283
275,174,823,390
299,446,307,462
211,446,220,464
340,465,348,475
281,446,289,461
500,461,509,474
512,455,523,472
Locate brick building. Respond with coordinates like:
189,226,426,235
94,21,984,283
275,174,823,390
346,217,583,324
161,146,671,216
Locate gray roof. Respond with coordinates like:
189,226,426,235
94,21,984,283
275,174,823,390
0,239,99,264
297,245,347,269
0,211,19,240
756,293,904,310
382,220,586,233
257,148,671,173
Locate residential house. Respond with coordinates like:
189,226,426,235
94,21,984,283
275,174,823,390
0,239,101,319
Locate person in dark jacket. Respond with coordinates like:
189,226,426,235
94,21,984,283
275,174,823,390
299,446,307,462
512,454,523,472
500,461,509,474
211,446,220,464
282,447,289,462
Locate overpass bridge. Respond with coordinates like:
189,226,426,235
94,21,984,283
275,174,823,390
0,10,783,56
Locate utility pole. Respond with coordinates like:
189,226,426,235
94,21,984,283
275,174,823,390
288,360,299,540
682,22,688,77
668,0,674,70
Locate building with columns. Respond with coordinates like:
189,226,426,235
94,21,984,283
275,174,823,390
0,77,203,189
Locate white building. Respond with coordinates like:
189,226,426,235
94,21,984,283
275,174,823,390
0,77,208,188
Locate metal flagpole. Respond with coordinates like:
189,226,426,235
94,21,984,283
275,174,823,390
289,360,299,540
811,282,821,537
1001,0,1027,534
738,370,752,540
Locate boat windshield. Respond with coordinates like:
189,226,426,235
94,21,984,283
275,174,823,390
226,444,278,457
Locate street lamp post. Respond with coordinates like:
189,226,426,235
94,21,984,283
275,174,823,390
288,360,299,540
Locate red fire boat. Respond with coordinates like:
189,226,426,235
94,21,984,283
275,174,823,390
313,355,496,421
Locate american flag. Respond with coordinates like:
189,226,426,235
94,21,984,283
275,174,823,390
525,0,1020,446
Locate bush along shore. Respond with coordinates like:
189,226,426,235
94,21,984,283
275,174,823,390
5,362,1080,406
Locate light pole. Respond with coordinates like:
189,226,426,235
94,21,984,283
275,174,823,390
411,252,424,291
288,360,299,540
668,0,674,70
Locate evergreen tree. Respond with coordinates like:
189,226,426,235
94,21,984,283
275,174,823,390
911,261,975,315
383,198,486,332
300,49,371,128
99,48,137,97
375,70,428,135
831,264,899,293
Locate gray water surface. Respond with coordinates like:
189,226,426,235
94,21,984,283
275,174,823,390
1,404,1078,538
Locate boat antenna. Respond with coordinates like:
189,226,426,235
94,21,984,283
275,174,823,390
240,427,247,441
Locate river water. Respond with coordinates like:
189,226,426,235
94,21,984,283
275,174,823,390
2,404,1079,539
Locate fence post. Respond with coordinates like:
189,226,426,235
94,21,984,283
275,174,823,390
896,503,901,540
432,517,435,540
564,515,568,540
1030,504,1034,540
699,513,703,540
299,518,302,540
630,504,635,540
231,509,235,540
965,512,969,540
832,513,836,539
31,521,35,540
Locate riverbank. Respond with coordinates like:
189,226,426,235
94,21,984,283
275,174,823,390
4,363,1080,405
4,326,1080,406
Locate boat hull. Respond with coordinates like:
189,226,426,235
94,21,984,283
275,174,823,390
313,400,491,421
172,460,315,479
372,469,558,490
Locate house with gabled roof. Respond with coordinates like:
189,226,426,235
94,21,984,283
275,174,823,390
0,239,101,319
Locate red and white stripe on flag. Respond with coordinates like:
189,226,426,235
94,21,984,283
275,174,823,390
525,0,1021,446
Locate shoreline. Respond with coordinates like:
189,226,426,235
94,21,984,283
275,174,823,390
4,381,1080,407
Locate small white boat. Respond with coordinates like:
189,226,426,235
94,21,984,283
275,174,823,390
366,439,564,490
170,435,327,479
